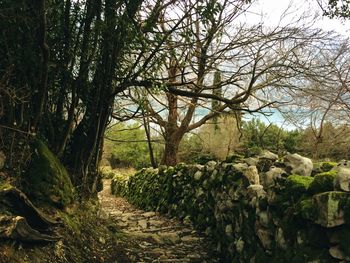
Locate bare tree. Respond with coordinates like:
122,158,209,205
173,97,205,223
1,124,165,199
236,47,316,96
282,37,350,158
124,0,327,165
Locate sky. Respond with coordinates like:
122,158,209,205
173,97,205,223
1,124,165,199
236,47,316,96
236,0,350,128
244,0,350,36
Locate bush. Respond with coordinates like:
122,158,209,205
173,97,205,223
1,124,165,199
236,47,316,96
103,123,161,169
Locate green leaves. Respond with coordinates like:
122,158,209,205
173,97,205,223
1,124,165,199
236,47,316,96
104,123,160,169
242,118,301,155
197,0,223,25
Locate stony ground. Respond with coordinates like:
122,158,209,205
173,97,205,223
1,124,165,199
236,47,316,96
98,179,219,263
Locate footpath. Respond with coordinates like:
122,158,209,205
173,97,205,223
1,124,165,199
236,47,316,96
98,179,219,263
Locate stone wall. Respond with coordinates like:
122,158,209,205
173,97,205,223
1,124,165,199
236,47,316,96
111,151,350,262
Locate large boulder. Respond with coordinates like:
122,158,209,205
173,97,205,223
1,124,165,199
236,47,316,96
24,140,74,208
284,153,313,176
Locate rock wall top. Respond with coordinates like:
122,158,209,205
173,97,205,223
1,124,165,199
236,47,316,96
111,151,350,262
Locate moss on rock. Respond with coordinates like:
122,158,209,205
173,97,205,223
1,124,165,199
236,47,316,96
111,156,350,262
321,162,337,172
25,140,74,208
309,170,337,194
286,175,314,198
298,198,315,221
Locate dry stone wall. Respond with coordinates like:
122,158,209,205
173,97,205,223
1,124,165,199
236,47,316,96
111,151,350,262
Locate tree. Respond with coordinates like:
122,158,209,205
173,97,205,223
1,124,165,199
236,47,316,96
298,123,350,160
127,0,327,165
281,37,350,158
318,0,350,18
241,118,300,155
0,0,190,196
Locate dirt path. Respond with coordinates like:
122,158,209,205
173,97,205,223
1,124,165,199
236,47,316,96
98,179,219,263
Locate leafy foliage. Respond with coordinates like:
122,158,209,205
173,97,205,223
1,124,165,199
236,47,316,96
104,123,160,169
241,118,301,155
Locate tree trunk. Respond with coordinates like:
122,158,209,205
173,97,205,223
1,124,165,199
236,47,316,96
161,131,183,166
64,0,143,197
32,0,49,131
65,99,112,196
143,111,157,168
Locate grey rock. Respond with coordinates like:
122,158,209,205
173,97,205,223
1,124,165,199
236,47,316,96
243,165,260,185
244,157,259,166
257,211,269,228
143,211,156,218
206,161,217,172
210,169,218,181
284,153,313,176
235,238,245,253
329,245,350,261
335,160,350,168
233,163,248,173
157,232,181,244
313,192,347,228
148,219,163,227
181,235,199,242
258,150,278,161
98,236,106,244
195,164,204,171
262,167,285,188
194,171,203,181
138,219,148,229
247,185,266,199
225,224,233,236
195,188,205,198
332,164,350,191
